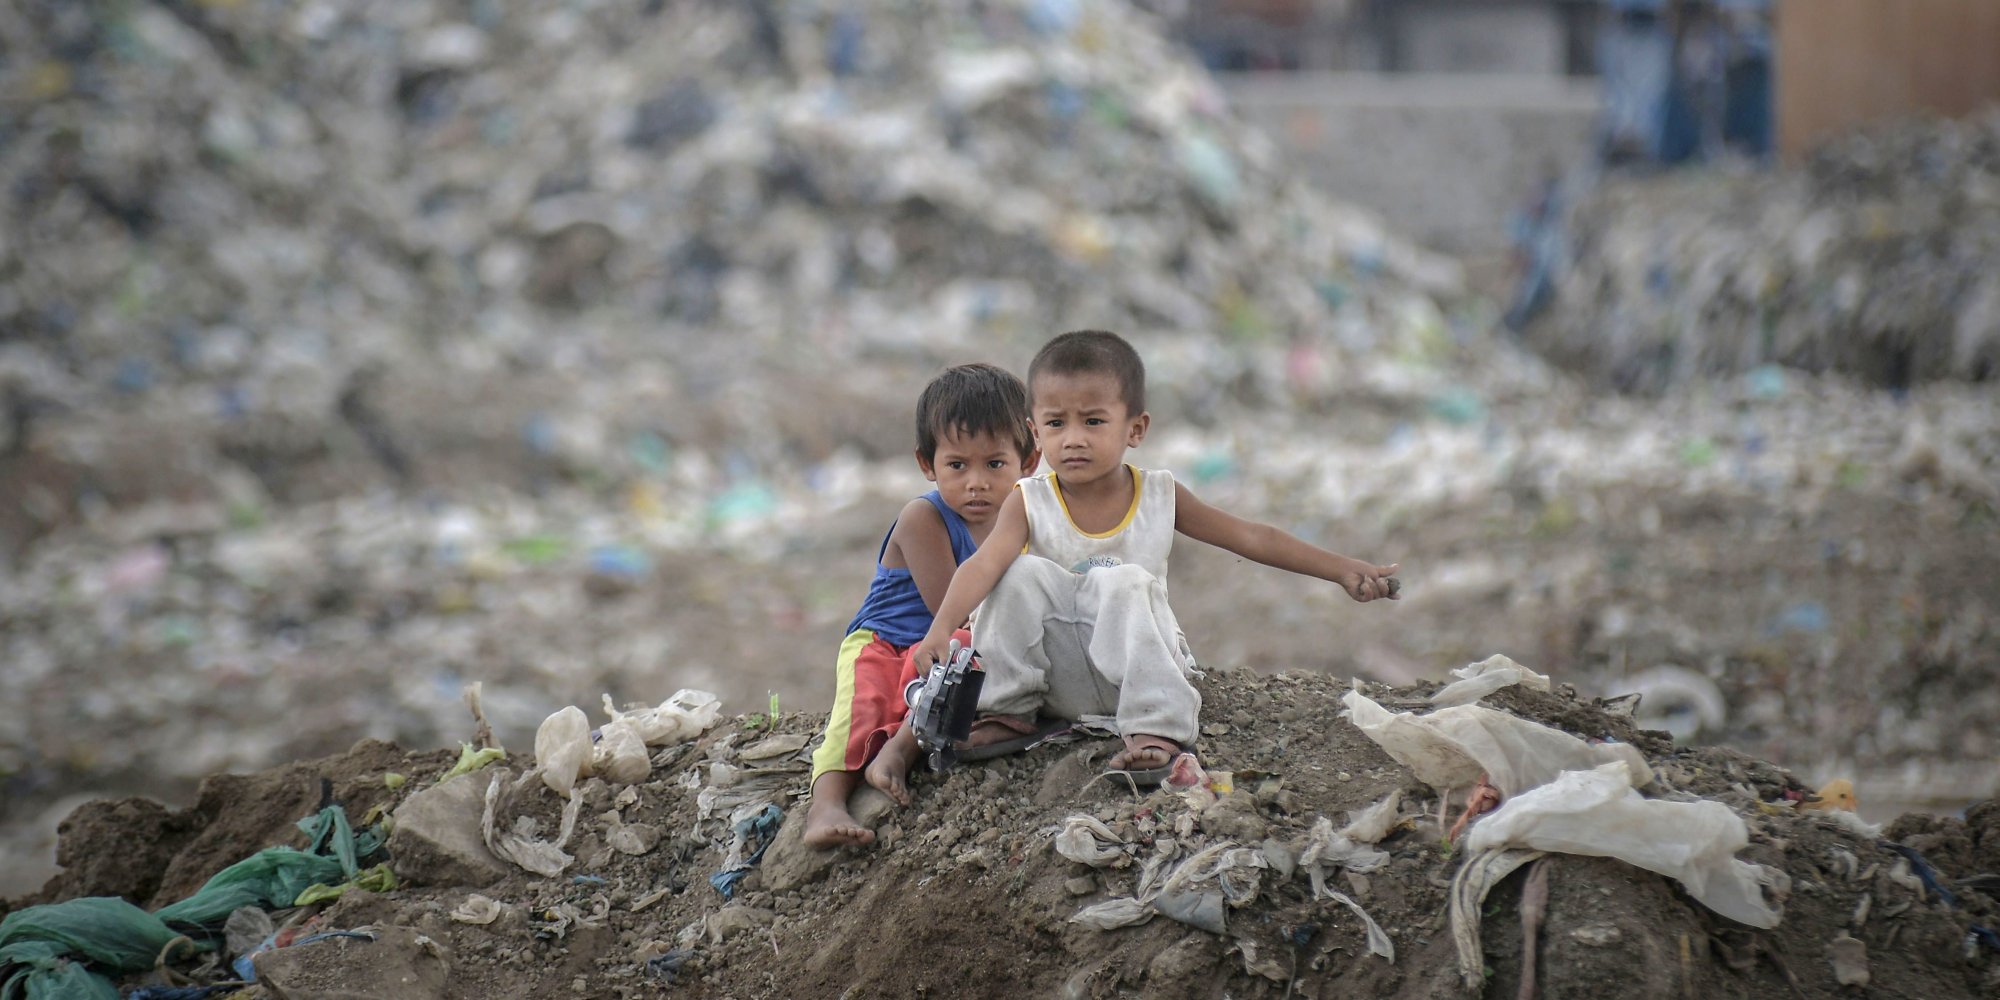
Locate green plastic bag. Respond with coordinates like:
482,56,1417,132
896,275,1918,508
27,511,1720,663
0,897,179,1000
0,804,386,999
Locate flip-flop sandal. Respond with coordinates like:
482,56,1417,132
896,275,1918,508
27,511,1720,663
955,717,1074,762
1104,739,1196,789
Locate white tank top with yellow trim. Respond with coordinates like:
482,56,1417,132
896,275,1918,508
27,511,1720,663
1017,466,1177,586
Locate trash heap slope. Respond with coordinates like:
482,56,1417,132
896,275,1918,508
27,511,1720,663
0,0,1475,543
8,669,1996,1000
1516,112,2000,392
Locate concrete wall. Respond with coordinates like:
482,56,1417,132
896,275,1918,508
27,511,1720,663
1219,72,1600,255
1398,4,1566,75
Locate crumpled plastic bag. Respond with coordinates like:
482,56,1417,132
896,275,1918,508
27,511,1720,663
1054,816,1129,868
534,706,594,798
1299,814,1391,884
593,719,651,786
450,894,504,925
1450,848,1545,987
1429,654,1552,708
482,768,582,877
1070,897,1153,930
1464,762,1783,928
601,689,722,746
1339,789,1404,845
1070,840,1266,934
1161,843,1266,908
1342,690,1652,796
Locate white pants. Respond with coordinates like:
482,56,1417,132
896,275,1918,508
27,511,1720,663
970,556,1201,745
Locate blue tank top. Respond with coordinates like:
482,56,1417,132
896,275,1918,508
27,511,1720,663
845,491,979,646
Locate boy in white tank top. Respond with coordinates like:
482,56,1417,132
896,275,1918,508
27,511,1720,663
912,331,1401,782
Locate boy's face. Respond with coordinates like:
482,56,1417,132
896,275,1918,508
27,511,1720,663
1030,371,1147,488
916,429,1036,527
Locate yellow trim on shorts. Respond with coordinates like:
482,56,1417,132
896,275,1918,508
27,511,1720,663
809,628,878,785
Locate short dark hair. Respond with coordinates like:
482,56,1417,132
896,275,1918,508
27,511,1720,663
916,362,1034,462
1027,330,1145,415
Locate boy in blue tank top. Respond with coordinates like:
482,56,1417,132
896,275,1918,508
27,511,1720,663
803,363,1039,848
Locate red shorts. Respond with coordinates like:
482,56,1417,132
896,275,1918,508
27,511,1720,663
809,627,969,781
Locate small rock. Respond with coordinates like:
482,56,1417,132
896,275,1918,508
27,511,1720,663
1195,792,1267,842
1065,876,1097,896
1036,747,1104,806
386,775,510,887
1201,723,1231,737
1827,933,1869,987
704,905,775,945
1145,933,1220,988
1570,924,1622,947
605,822,661,856
257,925,449,1000
849,785,898,827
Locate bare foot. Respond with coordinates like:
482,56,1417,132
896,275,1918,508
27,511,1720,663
864,726,918,806
1106,734,1180,772
802,771,875,849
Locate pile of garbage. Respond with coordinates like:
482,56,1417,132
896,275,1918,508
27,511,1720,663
5,663,1997,999
1511,112,2000,392
4,357,1994,856
0,0,1474,550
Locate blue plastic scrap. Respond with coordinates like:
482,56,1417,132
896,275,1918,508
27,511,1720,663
233,930,377,982
1973,926,2000,954
707,804,785,900
1885,843,1958,908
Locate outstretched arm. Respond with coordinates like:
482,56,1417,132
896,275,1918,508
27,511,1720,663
910,490,1030,668
1173,481,1399,602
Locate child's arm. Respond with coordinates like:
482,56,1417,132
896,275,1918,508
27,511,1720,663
882,498,959,614
1173,481,1400,602
910,489,1031,668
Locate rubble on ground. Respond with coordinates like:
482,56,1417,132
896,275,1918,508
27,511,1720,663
5,669,1997,999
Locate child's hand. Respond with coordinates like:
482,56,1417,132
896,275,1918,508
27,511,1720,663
1338,561,1401,602
910,634,953,674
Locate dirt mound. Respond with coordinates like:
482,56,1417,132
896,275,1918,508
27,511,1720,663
9,670,1996,999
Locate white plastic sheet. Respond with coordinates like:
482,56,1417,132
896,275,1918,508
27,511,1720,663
534,706,593,798
1342,690,1653,796
593,720,651,785
600,689,722,747
1464,762,1783,928
1299,816,1390,878
481,768,582,877
1338,789,1405,845
1054,816,1129,868
1429,654,1552,708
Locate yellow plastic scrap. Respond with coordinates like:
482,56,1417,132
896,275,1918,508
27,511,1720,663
1798,778,1858,813
293,863,398,906
442,742,506,780
383,772,407,790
